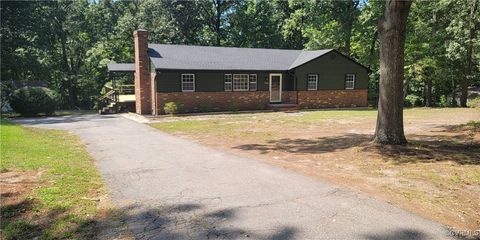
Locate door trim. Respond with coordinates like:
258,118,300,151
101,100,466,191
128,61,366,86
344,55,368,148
269,73,282,103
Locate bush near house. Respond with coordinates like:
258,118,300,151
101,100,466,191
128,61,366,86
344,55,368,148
10,87,59,117
164,102,180,114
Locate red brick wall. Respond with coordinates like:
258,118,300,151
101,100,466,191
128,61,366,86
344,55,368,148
155,89,367,114
298,89,368,108
282,91,297,104
134,30,151,114
156,91,271,114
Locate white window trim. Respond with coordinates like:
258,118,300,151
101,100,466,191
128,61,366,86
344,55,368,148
249,74,257,91
345,73,355,90
181,73,195,92
224,74,232,91
233,74,249,91
307,74,318,91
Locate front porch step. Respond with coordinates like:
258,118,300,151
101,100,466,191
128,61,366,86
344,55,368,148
99,101,136,115
100,102,118,115
267,103,299,112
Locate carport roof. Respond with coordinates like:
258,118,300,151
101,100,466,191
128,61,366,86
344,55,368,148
107,63,135,72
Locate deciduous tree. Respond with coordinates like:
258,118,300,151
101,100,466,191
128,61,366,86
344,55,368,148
373,0,413,145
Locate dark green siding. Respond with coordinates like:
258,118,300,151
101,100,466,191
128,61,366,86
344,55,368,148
155,52,368,92
293,52,369,91
156,70,292,92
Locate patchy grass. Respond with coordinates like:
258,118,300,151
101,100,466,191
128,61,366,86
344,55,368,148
0,119,105,239
150,108,480,230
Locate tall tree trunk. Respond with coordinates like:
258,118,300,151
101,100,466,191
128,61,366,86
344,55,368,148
368,30,378,68
373,0,412,145
340,0,359,56
343,20,353,56
451,78,457,106
460,0,478,107
214,0,221,46
425,77,432,107
403,76,409,100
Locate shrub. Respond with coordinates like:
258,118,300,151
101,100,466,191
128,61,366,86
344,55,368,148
163,102,179,114
10,87,58,116
438,95,449,107
404,95,423,107
467,97,480,108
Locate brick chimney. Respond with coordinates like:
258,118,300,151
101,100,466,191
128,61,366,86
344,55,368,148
134,29,151,114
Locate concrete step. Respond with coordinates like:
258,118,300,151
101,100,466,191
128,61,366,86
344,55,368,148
100,102,118,114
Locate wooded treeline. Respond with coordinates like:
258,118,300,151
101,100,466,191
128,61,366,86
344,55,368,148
1,0,479,109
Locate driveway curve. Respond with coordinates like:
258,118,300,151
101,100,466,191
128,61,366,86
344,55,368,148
14,114,452,239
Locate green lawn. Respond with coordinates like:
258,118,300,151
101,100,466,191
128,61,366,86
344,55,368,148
0,119,105,239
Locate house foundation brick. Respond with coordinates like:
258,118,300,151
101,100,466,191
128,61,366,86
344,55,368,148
156,91,270,114
155,89,367,114
297,89,368,108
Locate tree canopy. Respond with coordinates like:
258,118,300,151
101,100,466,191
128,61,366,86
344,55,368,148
1,0,479,109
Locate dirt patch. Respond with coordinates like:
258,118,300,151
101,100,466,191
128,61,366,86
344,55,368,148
0,170,132,239
151,108,480,230
0,170,42,213
0,170,43,238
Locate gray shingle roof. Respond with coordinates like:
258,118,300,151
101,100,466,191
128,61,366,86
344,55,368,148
148,44,334,71
107,63,135,72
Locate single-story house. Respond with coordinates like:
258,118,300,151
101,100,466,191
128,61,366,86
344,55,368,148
120,29,369,115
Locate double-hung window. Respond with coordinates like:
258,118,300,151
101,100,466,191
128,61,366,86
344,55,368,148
345,74,355,90
224,74,232,91
307,74,318,90
233,74,249,91
181,74,195,92
249,74,257,91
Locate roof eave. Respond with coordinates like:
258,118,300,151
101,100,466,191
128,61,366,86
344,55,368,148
154,67,289,72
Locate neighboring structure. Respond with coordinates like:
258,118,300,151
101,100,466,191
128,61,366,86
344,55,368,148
114,29,369,115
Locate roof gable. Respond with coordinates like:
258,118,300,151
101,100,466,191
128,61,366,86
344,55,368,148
288,49,333,69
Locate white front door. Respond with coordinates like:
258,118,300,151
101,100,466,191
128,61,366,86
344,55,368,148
269,73,282,103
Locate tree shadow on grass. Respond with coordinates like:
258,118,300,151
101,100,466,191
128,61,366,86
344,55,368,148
234,134,373,154
0,199,69,239
234,127,479,165
76,203,298,240
363,135,480,165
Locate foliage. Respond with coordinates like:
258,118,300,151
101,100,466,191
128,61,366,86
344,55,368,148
1,0,479,109
164,101,179,114
0,81,13,111
467,97,480,108
10,87,59,116
439,95,449,107
404,95,423,108
0,120,104,239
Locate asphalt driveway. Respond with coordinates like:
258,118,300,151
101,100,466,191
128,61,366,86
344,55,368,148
14,114,452,239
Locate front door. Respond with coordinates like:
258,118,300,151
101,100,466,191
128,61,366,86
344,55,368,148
269,73,282,103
